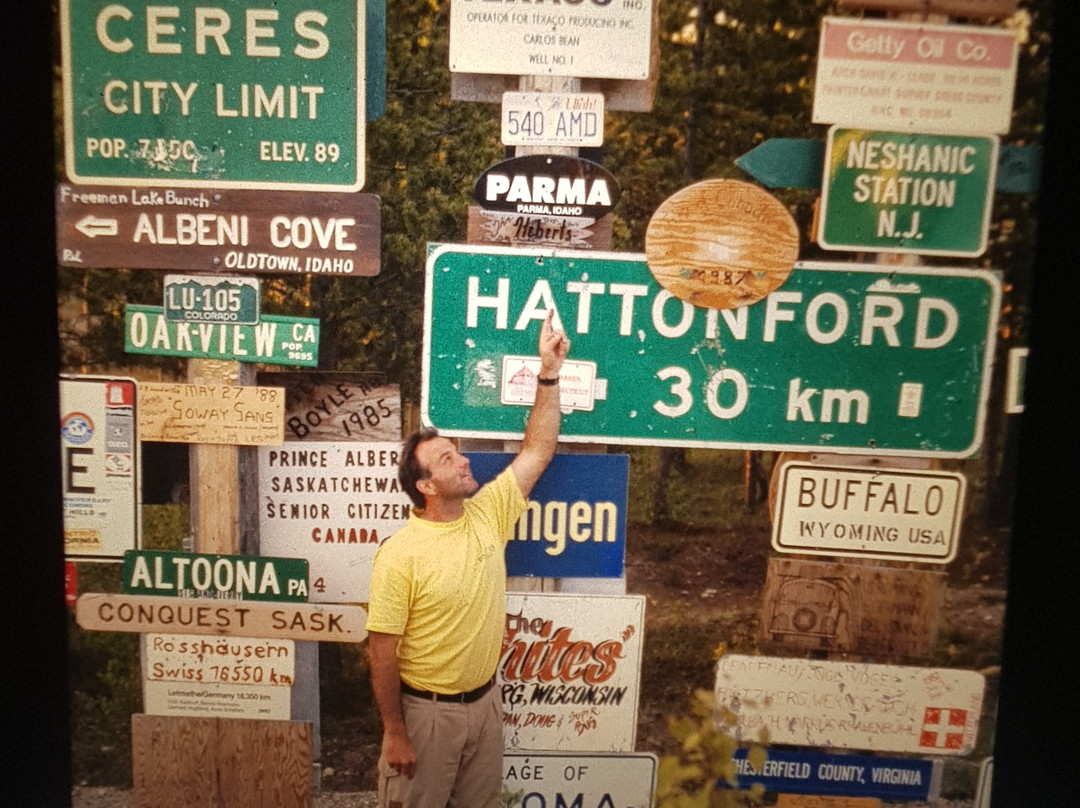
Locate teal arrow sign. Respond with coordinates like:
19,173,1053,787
737,139,1041,194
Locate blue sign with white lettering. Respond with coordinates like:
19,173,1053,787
465,453,628,578
722,748,938,801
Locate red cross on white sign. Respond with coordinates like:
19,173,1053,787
920,706,967,749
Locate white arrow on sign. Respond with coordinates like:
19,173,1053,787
75,215,118,238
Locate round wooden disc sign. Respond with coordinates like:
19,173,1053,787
645,178,800,310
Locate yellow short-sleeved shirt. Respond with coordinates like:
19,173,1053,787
366,467,526,693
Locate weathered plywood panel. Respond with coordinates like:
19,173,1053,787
761,558,944,659
132,715,218,808
216,719,312,808
132,715,312,808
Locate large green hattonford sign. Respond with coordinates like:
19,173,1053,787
61,0,365,190
422,245,1000,457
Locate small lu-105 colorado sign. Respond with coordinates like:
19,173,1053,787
164,275,260,324
772,462,965,563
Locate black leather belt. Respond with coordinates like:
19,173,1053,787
401,677,494,704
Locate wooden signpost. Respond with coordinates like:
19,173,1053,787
76,593,368,643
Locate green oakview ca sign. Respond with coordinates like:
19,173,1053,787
125,304,320,366
819,127,998,257
61,0,365,190
422,245,1000,457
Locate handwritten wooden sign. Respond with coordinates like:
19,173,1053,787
256,372,400,442
466,206,613,251
645,179,799,310
76,593,368,643
761,558,944,659
138,382,285,446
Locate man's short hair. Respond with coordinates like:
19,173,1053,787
399,427,440,509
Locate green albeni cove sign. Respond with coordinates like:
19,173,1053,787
61,0,365,190
125,304,319,366
422,245,1000,457
122,550,310,601
819,127,998,257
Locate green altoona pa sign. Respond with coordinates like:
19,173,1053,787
123,550,309,601
819,127,998,257
422,245,1000,457
61,0,365,190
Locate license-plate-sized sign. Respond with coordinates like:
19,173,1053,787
819,128,997,257
60,375,139,560
501,593,645,752
423,245,1000,457
714,655,985,755
123,550,309,602
502,753,657,808
450,2,652,80
56,186,380,275
60,0,365,190
164,275,260,324
466,453,628,578
501,92,604,148
772,462,965,563
813,17,1018,134
725,748,939,801
125,304,319,366
143,633,295,720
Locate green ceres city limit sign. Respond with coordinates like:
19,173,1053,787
422,246,1000,457
61,0,365,190
819,127,998,257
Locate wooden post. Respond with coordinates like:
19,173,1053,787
187,358,248,554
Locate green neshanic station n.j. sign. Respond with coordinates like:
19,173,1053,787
422,245,1000,457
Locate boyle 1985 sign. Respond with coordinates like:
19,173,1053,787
422,246,999,457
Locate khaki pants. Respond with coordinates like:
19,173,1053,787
378,686,503,808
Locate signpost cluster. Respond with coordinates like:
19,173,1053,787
58,1,1034,806
57,1,385,804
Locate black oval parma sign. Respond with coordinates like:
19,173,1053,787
474,155,620,219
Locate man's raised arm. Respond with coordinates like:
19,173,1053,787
511,309,571,498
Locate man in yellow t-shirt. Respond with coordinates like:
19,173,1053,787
367,310,570,808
